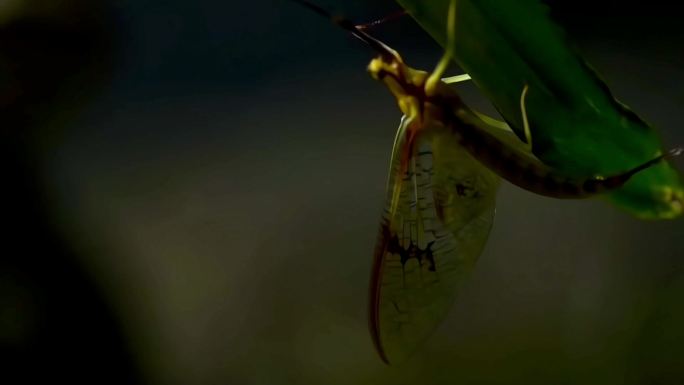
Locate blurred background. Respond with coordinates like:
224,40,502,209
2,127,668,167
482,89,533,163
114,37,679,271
1,0,682,384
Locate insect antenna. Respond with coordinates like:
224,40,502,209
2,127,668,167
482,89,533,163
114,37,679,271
356,10,407,31
289,0,403,63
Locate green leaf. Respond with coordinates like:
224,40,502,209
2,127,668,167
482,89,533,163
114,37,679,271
396,0,683,219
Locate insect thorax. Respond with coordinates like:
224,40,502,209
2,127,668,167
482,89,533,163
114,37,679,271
368,57,462,133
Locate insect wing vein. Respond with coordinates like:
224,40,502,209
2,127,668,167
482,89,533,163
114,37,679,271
369,118,500,364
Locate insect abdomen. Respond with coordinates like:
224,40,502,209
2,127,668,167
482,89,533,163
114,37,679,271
448,109,667,199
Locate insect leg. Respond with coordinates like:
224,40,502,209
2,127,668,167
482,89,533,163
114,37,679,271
472,110,513,133
520,84,533,151
388,116,410,219
389,113,423,220
442,73,471,84
425,0,458,95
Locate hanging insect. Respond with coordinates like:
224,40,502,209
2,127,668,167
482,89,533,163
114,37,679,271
291,0,680,364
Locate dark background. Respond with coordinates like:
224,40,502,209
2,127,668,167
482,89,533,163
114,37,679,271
1,1,682,384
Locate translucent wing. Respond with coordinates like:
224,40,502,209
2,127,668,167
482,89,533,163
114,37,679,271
369,116,501,364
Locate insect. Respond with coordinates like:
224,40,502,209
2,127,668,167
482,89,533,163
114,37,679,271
397,0,684,220
292,0,680,364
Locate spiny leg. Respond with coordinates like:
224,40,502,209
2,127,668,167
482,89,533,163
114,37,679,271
425,0,458,95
